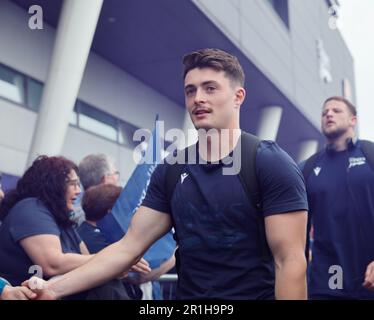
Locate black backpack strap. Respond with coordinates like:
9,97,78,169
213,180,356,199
300,150,323,262
238,132,262,211
360,140,374,171
238,132,272,260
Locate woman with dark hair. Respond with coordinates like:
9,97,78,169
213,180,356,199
0,155,92,287
0,156,150,299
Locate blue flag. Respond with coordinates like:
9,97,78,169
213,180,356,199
98,116,176,269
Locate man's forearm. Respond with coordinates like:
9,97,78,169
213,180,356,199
48,253,94,276
275,256,307,300
49,240,140,299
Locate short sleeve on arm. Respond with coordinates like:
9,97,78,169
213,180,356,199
142,164,171,214
8,198,61,242
256,141,308,217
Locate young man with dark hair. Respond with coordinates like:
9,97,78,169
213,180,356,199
26,48,308,300
302,96,374,299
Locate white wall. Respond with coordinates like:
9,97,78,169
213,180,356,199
192,0,356,129
0,0,185,180
0,101,36,176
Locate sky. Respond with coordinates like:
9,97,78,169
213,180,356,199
338,0,374,141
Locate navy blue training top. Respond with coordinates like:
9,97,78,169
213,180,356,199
306,141,374,299
142,140,308,299
77,221,109,254
0,198,82,286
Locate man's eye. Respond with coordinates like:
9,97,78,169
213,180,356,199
185,89,195,96
206,86,216,92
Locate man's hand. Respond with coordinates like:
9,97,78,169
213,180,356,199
363,261,374,290
1,285,37,300
22,277,57,300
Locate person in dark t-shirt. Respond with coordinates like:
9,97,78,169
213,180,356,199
25,49,308,300
302,96,374,299
0,156,149,300
0,156,90,286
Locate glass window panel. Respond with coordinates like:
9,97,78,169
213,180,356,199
118,121,139,148
0,65,25,104
69,111,78,126
76,101,118,141
266,0,289,28
79,113,117,141
78,101,117,128
26,78,43,111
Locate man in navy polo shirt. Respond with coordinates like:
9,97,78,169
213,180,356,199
304,96,374,299
26,48,308,300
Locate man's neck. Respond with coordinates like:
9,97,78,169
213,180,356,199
198,128,241,162
327,132,355,151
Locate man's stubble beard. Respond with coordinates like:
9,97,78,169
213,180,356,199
322,126,348,140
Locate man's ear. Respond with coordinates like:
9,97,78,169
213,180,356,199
234,87,246,108
350,115,357,127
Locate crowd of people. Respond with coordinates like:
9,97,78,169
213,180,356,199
1,48,374,300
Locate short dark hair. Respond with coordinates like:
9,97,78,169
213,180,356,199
82,184,122,221
183,48,245,86
324,96,357,116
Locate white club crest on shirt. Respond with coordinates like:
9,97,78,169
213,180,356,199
313,167,322,176
348,157,366,169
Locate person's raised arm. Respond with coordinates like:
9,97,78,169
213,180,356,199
265,211,308,300
27,206,172,299
20,235,94,277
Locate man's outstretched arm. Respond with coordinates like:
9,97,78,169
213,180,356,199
26,206,172,299
265,210,308,300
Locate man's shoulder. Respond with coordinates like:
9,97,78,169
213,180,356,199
358,138,374,144
256,140,293,164
77,222,104,241
77,221,94,233
358,139,374,151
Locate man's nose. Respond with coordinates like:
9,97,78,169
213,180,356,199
194,88,206,105
324,110,333,118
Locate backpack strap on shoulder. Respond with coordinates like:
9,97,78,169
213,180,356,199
238,132,272,261
360,140,374,171
238,132,261,212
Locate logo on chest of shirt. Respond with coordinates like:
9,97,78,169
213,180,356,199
180,172,189,184
348,157,366,169
313,167,322,176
